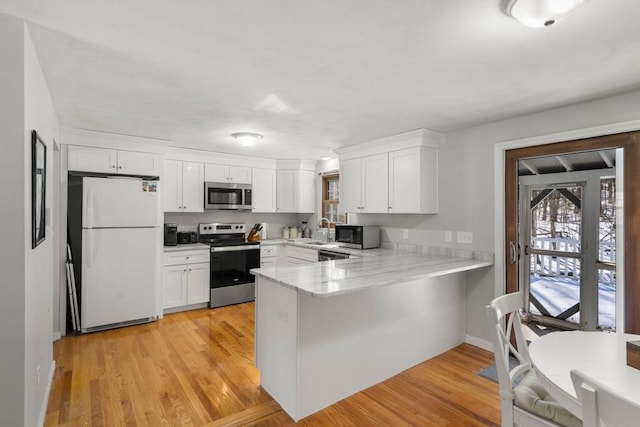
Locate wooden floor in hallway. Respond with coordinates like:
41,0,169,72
45,302,501,426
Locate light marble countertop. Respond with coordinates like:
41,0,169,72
251,250,493,298
163,243,210,252
258,238,391,257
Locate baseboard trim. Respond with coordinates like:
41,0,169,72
52,331,61,341
465,334,493,352
37,360,56,427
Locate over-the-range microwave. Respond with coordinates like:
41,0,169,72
205,182,252,210
335,224,380,249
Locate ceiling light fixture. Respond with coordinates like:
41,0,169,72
502,0,586,28
231,132,263,148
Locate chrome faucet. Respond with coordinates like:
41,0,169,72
317,217,331,242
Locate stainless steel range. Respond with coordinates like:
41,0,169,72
198,223,260,308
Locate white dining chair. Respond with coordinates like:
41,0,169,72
486,292,581,427
570,369,640,427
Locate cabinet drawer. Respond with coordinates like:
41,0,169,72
163,250,209,266
260,258,276,268
260,246,277,258
286,246,317,262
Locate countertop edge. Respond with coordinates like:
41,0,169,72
252,257,493,298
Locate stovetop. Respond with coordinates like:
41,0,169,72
198,238,259,247
197,222,258,247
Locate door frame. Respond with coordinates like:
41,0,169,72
493,120,640,334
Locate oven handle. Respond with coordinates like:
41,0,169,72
211,245,260,252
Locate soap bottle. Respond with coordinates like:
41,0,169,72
301,221,309,238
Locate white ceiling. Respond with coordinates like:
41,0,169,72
1,0,639,160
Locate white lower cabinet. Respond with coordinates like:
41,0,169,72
285,246,318,265
163,248,210,310
260,245,279,267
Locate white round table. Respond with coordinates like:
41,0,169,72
528,330,640,418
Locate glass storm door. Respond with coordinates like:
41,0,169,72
520,171,616,331
521,181,585,329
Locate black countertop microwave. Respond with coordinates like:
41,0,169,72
205,182,252,210
335,224,380,249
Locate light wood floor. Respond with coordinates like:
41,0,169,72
45,303,500,426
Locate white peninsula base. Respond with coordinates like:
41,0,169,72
255,273,466,421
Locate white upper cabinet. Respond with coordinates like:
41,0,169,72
117,150,162,176
277,168,315,213
362,154,388,213
336,128,441,215
205,163,251,184
340,158,361,213
388,146,438,214
67,146,116,173
252,168,277,212
164,160,204,213
340,154,388,213
68,145,161,176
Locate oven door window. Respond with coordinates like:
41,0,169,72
210,249,259,288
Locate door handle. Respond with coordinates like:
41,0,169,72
509,241,517,265
86,231,94,268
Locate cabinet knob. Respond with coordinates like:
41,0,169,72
186,256,190,259
188,269,192,272
111,165,116,169
118,165,123,169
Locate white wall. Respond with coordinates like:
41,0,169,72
0,13,59,427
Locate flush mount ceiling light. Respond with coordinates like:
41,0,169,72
502,0,586,28
231,132,263,148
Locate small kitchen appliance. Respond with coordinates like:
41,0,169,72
335,224,380,249
177,231,197,244
205,182,252,210
198,223,260,308
164,223,178,246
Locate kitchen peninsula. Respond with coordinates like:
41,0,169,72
251,249,493,421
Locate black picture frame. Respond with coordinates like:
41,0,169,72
32,130,46,249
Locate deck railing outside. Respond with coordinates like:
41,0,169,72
530,237,616,287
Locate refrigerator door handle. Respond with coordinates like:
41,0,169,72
85,189,95,229
86,231,94,267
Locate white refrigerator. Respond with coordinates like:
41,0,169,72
80,176,159,331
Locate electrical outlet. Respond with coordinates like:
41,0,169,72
445,231,453,242
457,231,473,244
402,229,409,239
